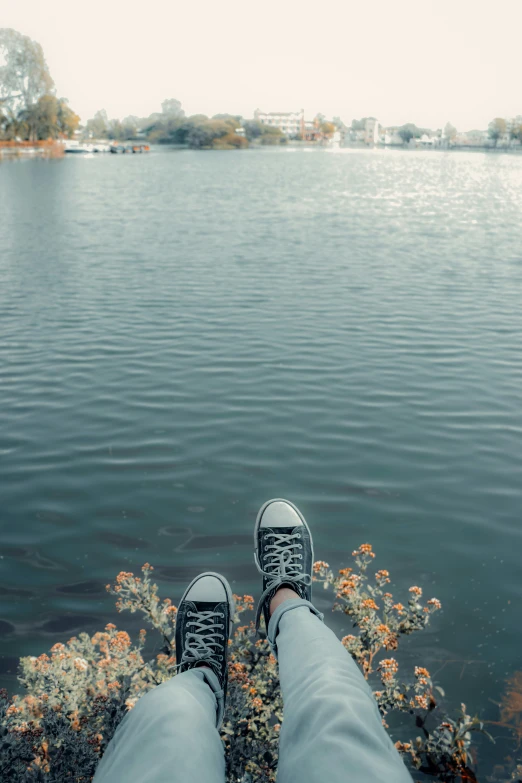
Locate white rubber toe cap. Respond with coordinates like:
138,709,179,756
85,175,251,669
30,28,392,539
185,574,228,602
259,500,303,529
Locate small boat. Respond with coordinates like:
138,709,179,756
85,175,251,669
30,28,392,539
110,144,150,154
64,141,92,154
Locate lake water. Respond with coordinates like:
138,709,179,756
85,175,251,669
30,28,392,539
1,147,521,768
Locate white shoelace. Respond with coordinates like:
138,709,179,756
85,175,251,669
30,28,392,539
179,610,226,673
255,531,311,631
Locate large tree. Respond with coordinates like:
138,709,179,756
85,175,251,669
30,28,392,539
17,94,79,140
0,28,54,113
488,117,507,145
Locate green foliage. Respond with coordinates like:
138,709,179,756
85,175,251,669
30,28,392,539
510,122,522,143
243,120,283,144
0,29,78,141
320,121,336,135
0,28,54,113
444,122,457,141
86,109,109,139
1,551,519,782
488,117,507,144
397,123,425,144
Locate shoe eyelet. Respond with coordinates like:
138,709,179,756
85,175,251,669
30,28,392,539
187,611,193,617
297,544,303,549
298,554,303,559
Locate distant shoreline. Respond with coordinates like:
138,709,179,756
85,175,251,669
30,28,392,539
2,140,522,159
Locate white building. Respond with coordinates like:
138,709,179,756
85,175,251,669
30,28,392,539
364,118,379,144
254,109,304,137
380,128,403,146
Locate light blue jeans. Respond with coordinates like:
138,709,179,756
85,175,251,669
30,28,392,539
94,600,412,783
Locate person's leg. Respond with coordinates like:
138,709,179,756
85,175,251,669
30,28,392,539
94,571,234,783
254,499,411,783
269,599,412,783
93,668,225,783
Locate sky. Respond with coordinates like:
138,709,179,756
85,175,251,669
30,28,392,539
3,0,521,130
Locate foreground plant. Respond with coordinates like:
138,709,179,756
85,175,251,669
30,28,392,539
0,549,518,782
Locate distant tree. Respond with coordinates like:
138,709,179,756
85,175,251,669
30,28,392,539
57,98,79,138
488,117,507,146
86,109,109,139
243,120,282,144
188,118,237,148
243,120,263,140
212,113,242,125
444,122,457,141
332,116,347,131
510,119,522,143
0,28,54,114
259,125,283,144
16,94,77,140
121,115,140,139
108,118,124,140
398,123,423,145
320,121,336,136
161,98,184,119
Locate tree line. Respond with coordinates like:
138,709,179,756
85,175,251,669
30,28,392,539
0,29,80,141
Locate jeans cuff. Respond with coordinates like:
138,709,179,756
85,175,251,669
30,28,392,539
267,598,324,658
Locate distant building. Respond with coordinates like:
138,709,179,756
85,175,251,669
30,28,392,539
364,118,379,145
380,128,403,146
254,109,304,137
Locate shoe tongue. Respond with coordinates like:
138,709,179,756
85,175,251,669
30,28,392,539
189,600,223,613
266,525,300,536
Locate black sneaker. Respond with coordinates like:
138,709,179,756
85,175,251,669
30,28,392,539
254,499,314,633
175,572,235,726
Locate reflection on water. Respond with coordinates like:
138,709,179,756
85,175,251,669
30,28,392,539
1,148,522,768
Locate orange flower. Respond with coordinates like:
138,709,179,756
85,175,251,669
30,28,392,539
109,631,131,652
352,544,375,558
379,658,399,674
409,586,422,597
115,571,134,584
361,598,379,611
313,560,330,573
